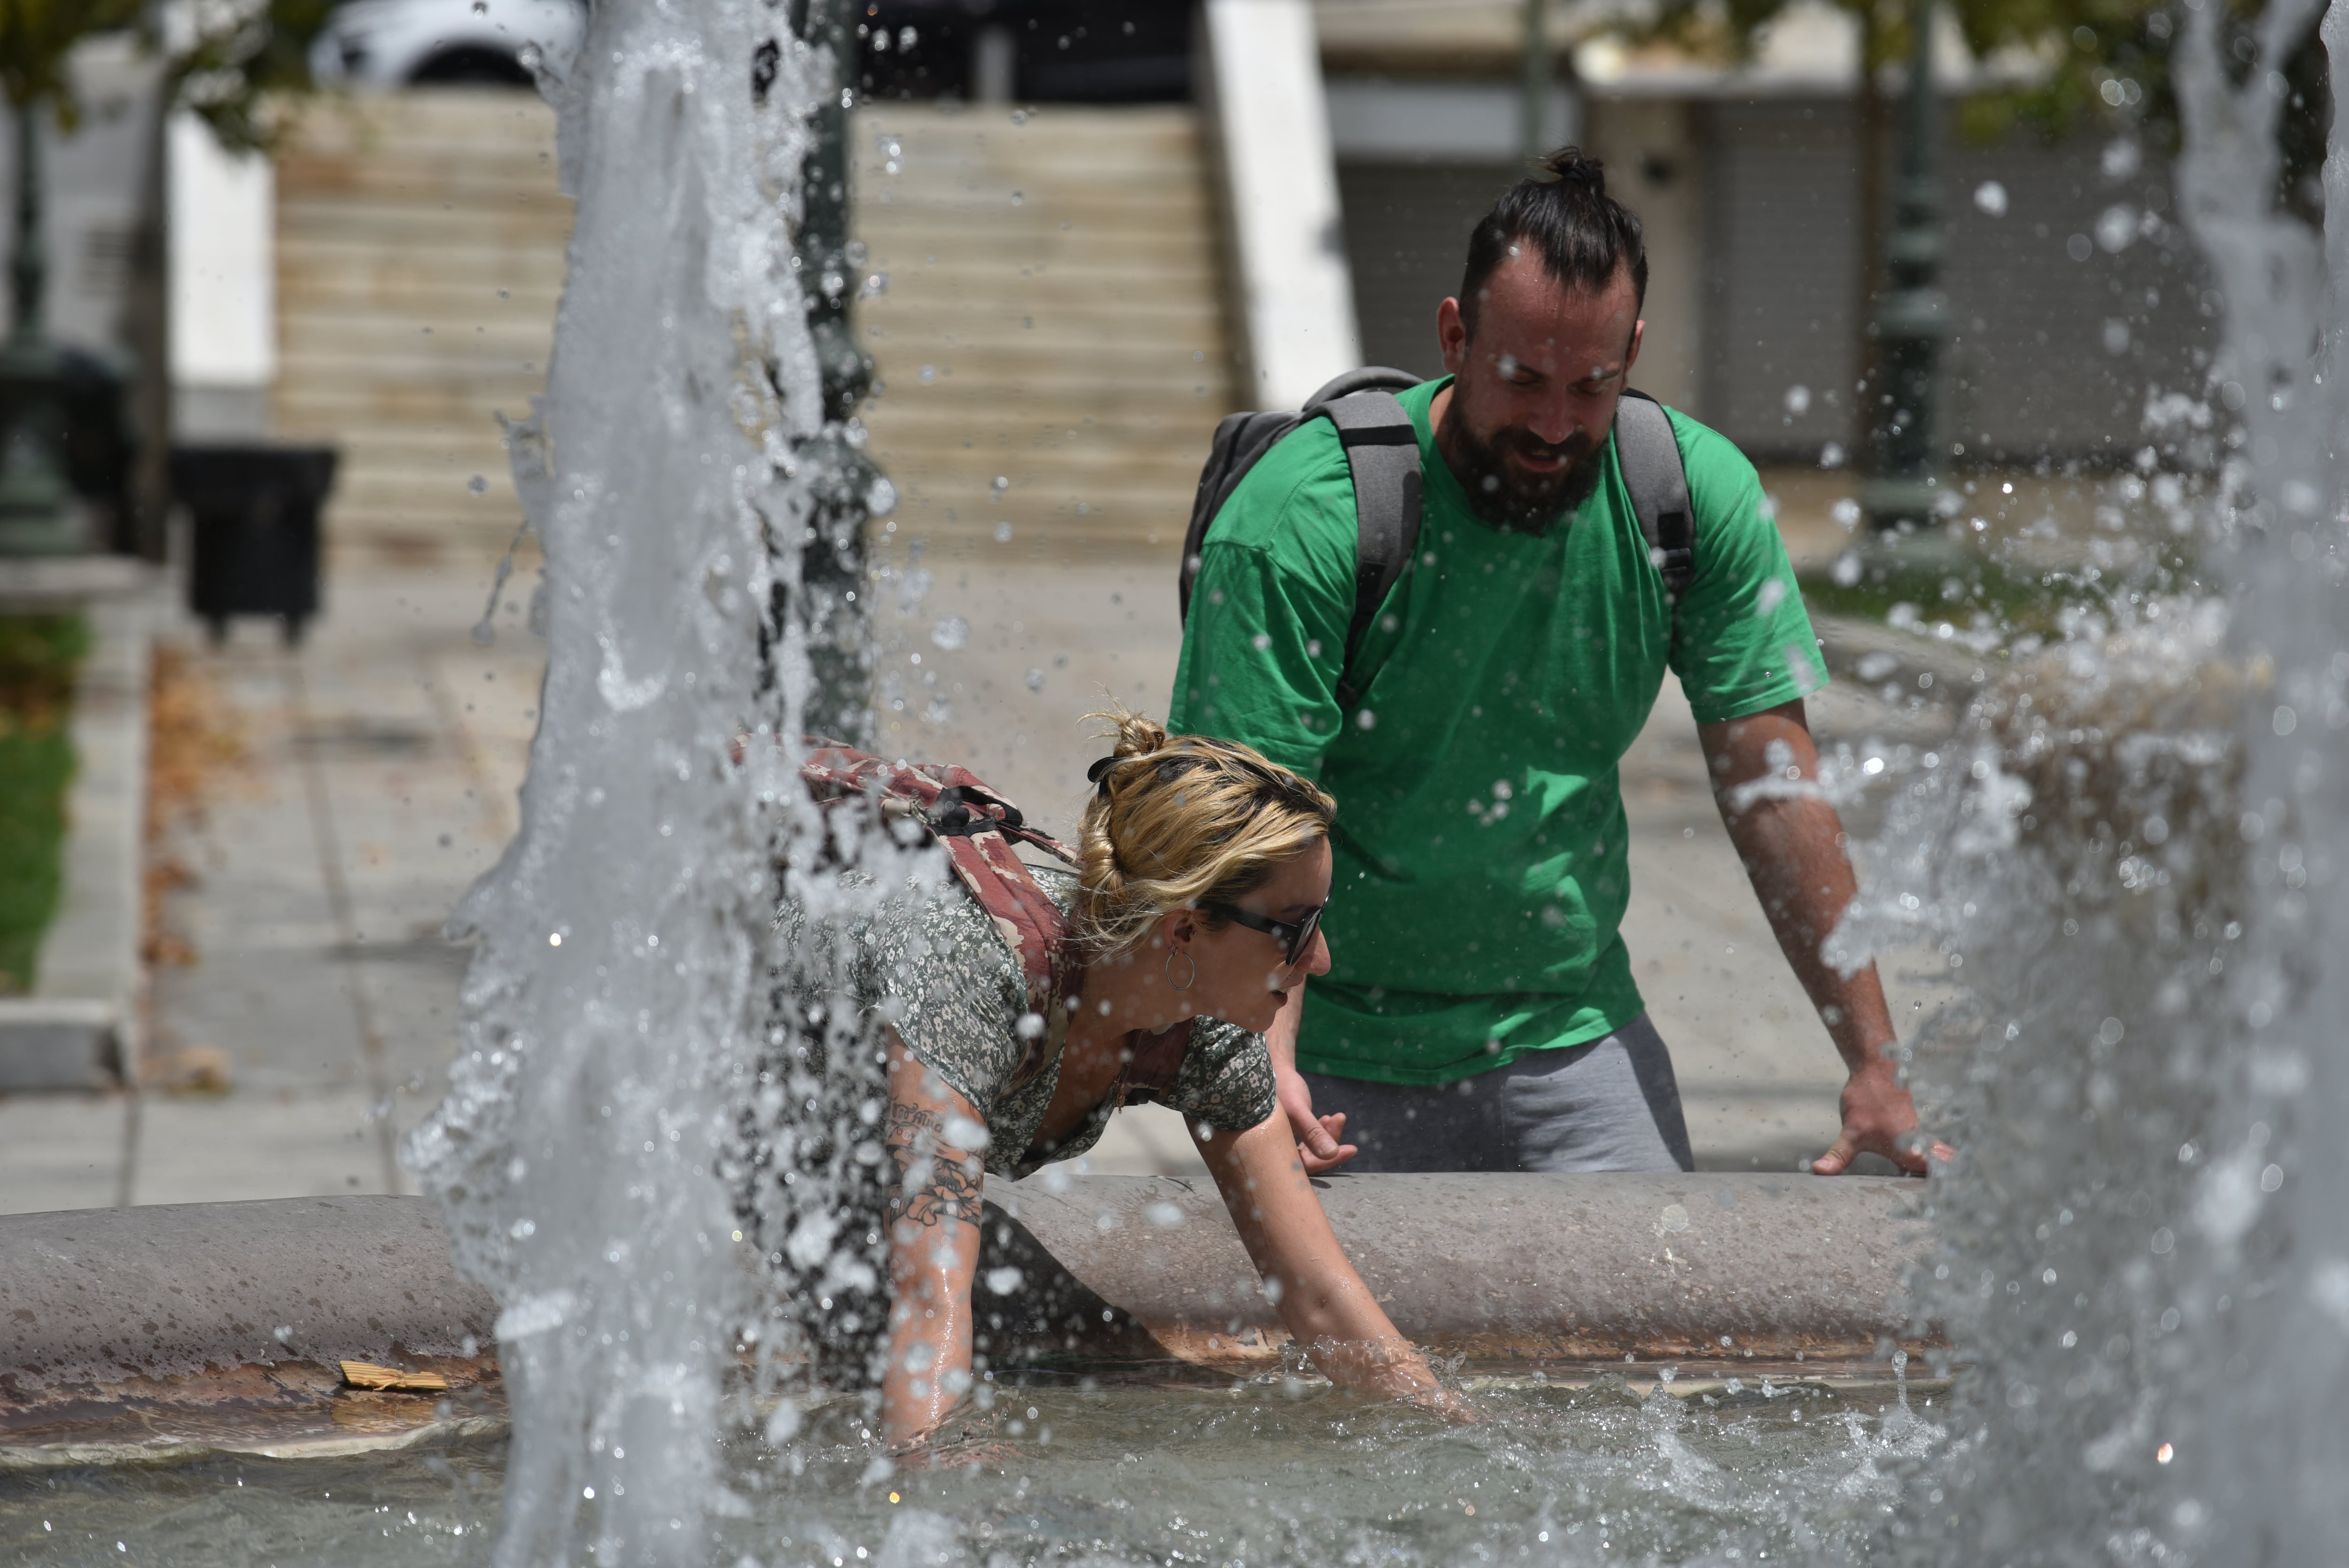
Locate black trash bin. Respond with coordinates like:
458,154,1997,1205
169,445,338,644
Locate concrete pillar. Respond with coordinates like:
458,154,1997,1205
1198,0,1360,407
168,113,273,440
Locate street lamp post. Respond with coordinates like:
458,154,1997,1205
780,0,881,741
1861,0,1949,535
1521,0,1552,161
0,101,82,557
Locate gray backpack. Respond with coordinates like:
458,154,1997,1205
1178,368,1694,706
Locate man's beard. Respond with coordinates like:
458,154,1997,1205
1436,402,1607,534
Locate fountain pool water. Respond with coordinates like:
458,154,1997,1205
7,0,2347,1562
4,1377,1945,1566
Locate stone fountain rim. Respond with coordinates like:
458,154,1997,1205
0,1172,1941,1462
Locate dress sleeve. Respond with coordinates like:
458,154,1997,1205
868,885,1030,1126
1170,1017,1280,1133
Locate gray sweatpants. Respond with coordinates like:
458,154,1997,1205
1299,1013,1696,1174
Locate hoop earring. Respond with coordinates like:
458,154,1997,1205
1164,949,1197,992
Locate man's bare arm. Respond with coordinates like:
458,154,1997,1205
1696,697,1949,1175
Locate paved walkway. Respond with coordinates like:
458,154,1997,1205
0,513,1947,1216
0,557,544,1212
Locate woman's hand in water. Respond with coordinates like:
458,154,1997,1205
1304,1335,1480,1423
884,1412,1021,1472
1197,1112,1479,1420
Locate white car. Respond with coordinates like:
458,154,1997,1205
309,0,587,88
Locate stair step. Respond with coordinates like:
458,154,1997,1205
270,92,1234,554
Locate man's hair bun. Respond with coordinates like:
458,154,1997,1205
1532,148,1608,196
1461,143,1647,333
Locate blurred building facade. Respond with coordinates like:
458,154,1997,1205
1310,0,2211,466
131,0,2215,558
855,0,2211,467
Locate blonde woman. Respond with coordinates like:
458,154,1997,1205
819,712,1459,1449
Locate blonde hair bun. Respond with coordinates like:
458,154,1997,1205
1074,706,1336,958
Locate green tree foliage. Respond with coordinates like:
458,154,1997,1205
0,0,142,117
0,0,331,143
166,0,339,153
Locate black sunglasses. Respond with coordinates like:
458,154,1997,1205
1200,900,1325,967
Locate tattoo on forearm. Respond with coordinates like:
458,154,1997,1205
886,1101,980,1230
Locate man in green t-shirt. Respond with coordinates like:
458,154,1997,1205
1170,151,1943,1178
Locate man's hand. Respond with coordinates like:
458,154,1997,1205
1277,1067,1356,1174
1811,1060,1953,1176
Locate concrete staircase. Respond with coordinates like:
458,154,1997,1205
851,105,1237,552
272,91,568,558
270,95,1234,559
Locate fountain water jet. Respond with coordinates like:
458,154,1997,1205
397,0,843,1560
1829,0,2349,1559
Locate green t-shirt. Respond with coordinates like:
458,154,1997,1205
1169,377,1826,1085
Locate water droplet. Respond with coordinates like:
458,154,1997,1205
468,474,489,494
1973,180,2009,217
2095,204,2138,253
930,616,969,651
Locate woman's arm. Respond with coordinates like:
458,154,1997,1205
881,1032,986,1448
1193,1110,1463,1411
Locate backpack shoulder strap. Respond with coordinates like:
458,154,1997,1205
1179,366,1426,637
1310,385,1423,709
796,741,1079,1078
1613,389,1695,602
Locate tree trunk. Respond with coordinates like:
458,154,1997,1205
119,79,171,562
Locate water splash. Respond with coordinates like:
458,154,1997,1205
1827,2,2349,1560
399,0,834,1560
